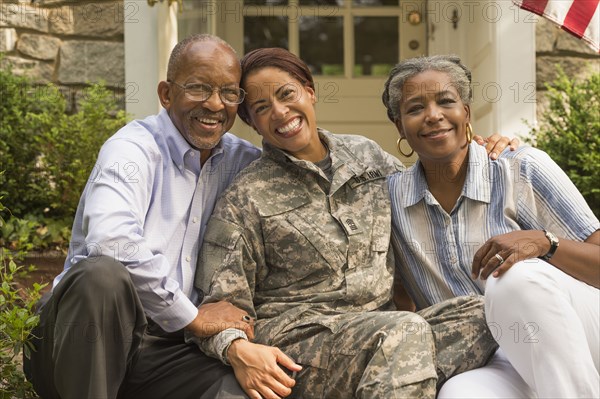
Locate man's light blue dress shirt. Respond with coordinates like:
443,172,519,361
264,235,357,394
55,109,261,331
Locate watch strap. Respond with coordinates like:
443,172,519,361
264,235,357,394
541,229,559,261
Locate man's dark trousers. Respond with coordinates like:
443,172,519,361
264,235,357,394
24,256,247,399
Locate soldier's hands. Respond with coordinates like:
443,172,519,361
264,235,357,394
187,301,255,340
473,133,519,160
472,230,548,280
228,340,302,399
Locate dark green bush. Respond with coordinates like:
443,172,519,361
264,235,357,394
0,65,127,250
0,70,64,218
528,66,600,218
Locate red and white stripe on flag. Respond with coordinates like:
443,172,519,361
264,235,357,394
512,0,599,53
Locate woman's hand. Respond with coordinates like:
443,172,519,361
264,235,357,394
472,230,548,280
228,339,302,399
473,133,519,160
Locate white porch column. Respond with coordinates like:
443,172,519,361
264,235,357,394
124,1,178,120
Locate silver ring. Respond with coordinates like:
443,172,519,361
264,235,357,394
242,315,252,322
494,253,505,264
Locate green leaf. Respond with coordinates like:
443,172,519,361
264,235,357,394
526,65,600,218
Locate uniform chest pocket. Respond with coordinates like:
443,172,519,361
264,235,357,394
262,210,346,276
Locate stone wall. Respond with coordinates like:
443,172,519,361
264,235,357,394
535,17,600,119
0,0,125,111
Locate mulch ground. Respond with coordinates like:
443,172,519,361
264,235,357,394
13,251,65,294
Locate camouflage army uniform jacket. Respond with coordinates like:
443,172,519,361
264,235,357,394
195,129,404,362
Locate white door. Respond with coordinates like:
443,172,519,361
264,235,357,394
180,0,427,160
127,0,536,154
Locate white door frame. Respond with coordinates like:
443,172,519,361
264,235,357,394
428,0,536,138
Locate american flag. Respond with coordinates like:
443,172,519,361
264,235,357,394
512,0,600,53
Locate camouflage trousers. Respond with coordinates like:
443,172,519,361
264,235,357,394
257,295,497,399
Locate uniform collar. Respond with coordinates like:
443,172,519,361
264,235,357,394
262,128,367,177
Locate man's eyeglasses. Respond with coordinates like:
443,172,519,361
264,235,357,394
168,81,246,105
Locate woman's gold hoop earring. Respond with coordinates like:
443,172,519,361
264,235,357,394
466,123,473,144
396,138,414,157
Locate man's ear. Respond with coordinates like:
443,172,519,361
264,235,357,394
394,119,406,138
157,81,171,110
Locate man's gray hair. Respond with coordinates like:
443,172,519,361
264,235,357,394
167,34,237,81
382,55,472,123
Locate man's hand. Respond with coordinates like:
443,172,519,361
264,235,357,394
228,339,302,399
472,230,548,280
473,133,520,160
186,301,255,340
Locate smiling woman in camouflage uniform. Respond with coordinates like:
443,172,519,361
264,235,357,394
190,48,500,399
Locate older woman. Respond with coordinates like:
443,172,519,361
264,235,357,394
189,48,510,399
382,55,599,398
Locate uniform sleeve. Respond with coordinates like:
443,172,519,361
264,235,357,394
382,148,406,176
514,148,599,241
362,137,405,176
190,195,264,362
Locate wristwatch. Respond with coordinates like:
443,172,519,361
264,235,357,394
541,229,559,261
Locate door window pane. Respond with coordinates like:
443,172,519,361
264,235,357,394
178,18,209,42
177,1,210,41
299,16,343,75
245,0,287,5
244,16,289,53
299,0,343,5
353,0,399,5
354,16,398,76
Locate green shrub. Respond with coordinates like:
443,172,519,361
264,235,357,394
0,213,71,253
527,66,600,218
0,69,64,218
0,65,127,250
0,199,45,399
28,84,128,219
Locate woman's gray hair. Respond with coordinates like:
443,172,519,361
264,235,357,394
382,55,472,123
